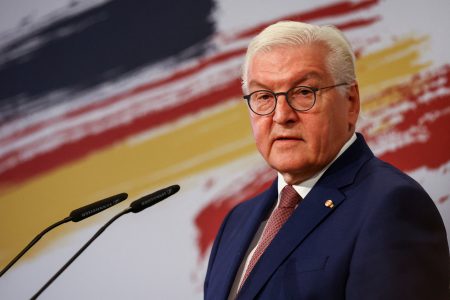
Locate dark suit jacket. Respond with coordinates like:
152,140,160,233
204,133,449,300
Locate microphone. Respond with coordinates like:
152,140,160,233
70,193,128,222
31,184,180,299
130,184,180,213
0,192,128,278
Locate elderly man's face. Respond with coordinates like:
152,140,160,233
247,44,359,185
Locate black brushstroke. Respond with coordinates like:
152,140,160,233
0,0,215,121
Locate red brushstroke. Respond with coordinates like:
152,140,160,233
361,65,450,172
235,0,379,39
380,110,449,171
0,78,242,186
66,50,246,119
194,168,275,259
0,48,246,145
335,16,381,31
439,195,449,204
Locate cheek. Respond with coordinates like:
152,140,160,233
301,113,334,154
302,114,327,139
250,117,270,152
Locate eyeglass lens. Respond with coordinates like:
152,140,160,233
249,86,316,115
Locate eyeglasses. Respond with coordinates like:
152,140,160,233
243,83,348,115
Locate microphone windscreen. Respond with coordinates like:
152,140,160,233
130,185,180,213
70,192,128,222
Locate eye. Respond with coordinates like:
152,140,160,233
253,91,274,101
292,87,314,97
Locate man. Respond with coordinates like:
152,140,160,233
204,21,449,300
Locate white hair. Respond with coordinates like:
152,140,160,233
242,21,356,94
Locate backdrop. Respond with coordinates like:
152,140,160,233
0,0,449,299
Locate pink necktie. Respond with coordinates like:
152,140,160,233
239,185,301,290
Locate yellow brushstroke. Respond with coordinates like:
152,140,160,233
0,101,256,266
361,88,403,112
357,35,431,108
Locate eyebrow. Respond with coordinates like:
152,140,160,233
293,72,322,85
248,72,322,91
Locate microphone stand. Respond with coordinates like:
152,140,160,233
30,208,132,299
30,184,179,299
0,217,72,278
1,192,127,278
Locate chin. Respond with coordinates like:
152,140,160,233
269,159,308,174
270,157,322,181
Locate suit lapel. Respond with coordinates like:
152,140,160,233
238,134,374,299
209,180,278,299
238,187,346,299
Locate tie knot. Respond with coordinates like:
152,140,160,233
279,185,301,208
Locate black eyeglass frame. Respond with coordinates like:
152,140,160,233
243,82,348,116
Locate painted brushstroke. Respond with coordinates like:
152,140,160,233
0,0,216,111
195,167,275,259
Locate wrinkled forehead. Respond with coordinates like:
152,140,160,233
247,44,333,88
244,42,332,84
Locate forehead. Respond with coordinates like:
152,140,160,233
248,44,331,89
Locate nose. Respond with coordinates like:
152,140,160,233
272,94,298,124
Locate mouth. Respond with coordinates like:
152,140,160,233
274,136,303,142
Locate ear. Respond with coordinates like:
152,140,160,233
347,82,360,130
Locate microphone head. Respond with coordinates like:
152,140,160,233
130,185,180,213
69,193,128,222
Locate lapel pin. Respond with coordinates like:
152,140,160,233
324,199,334,209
